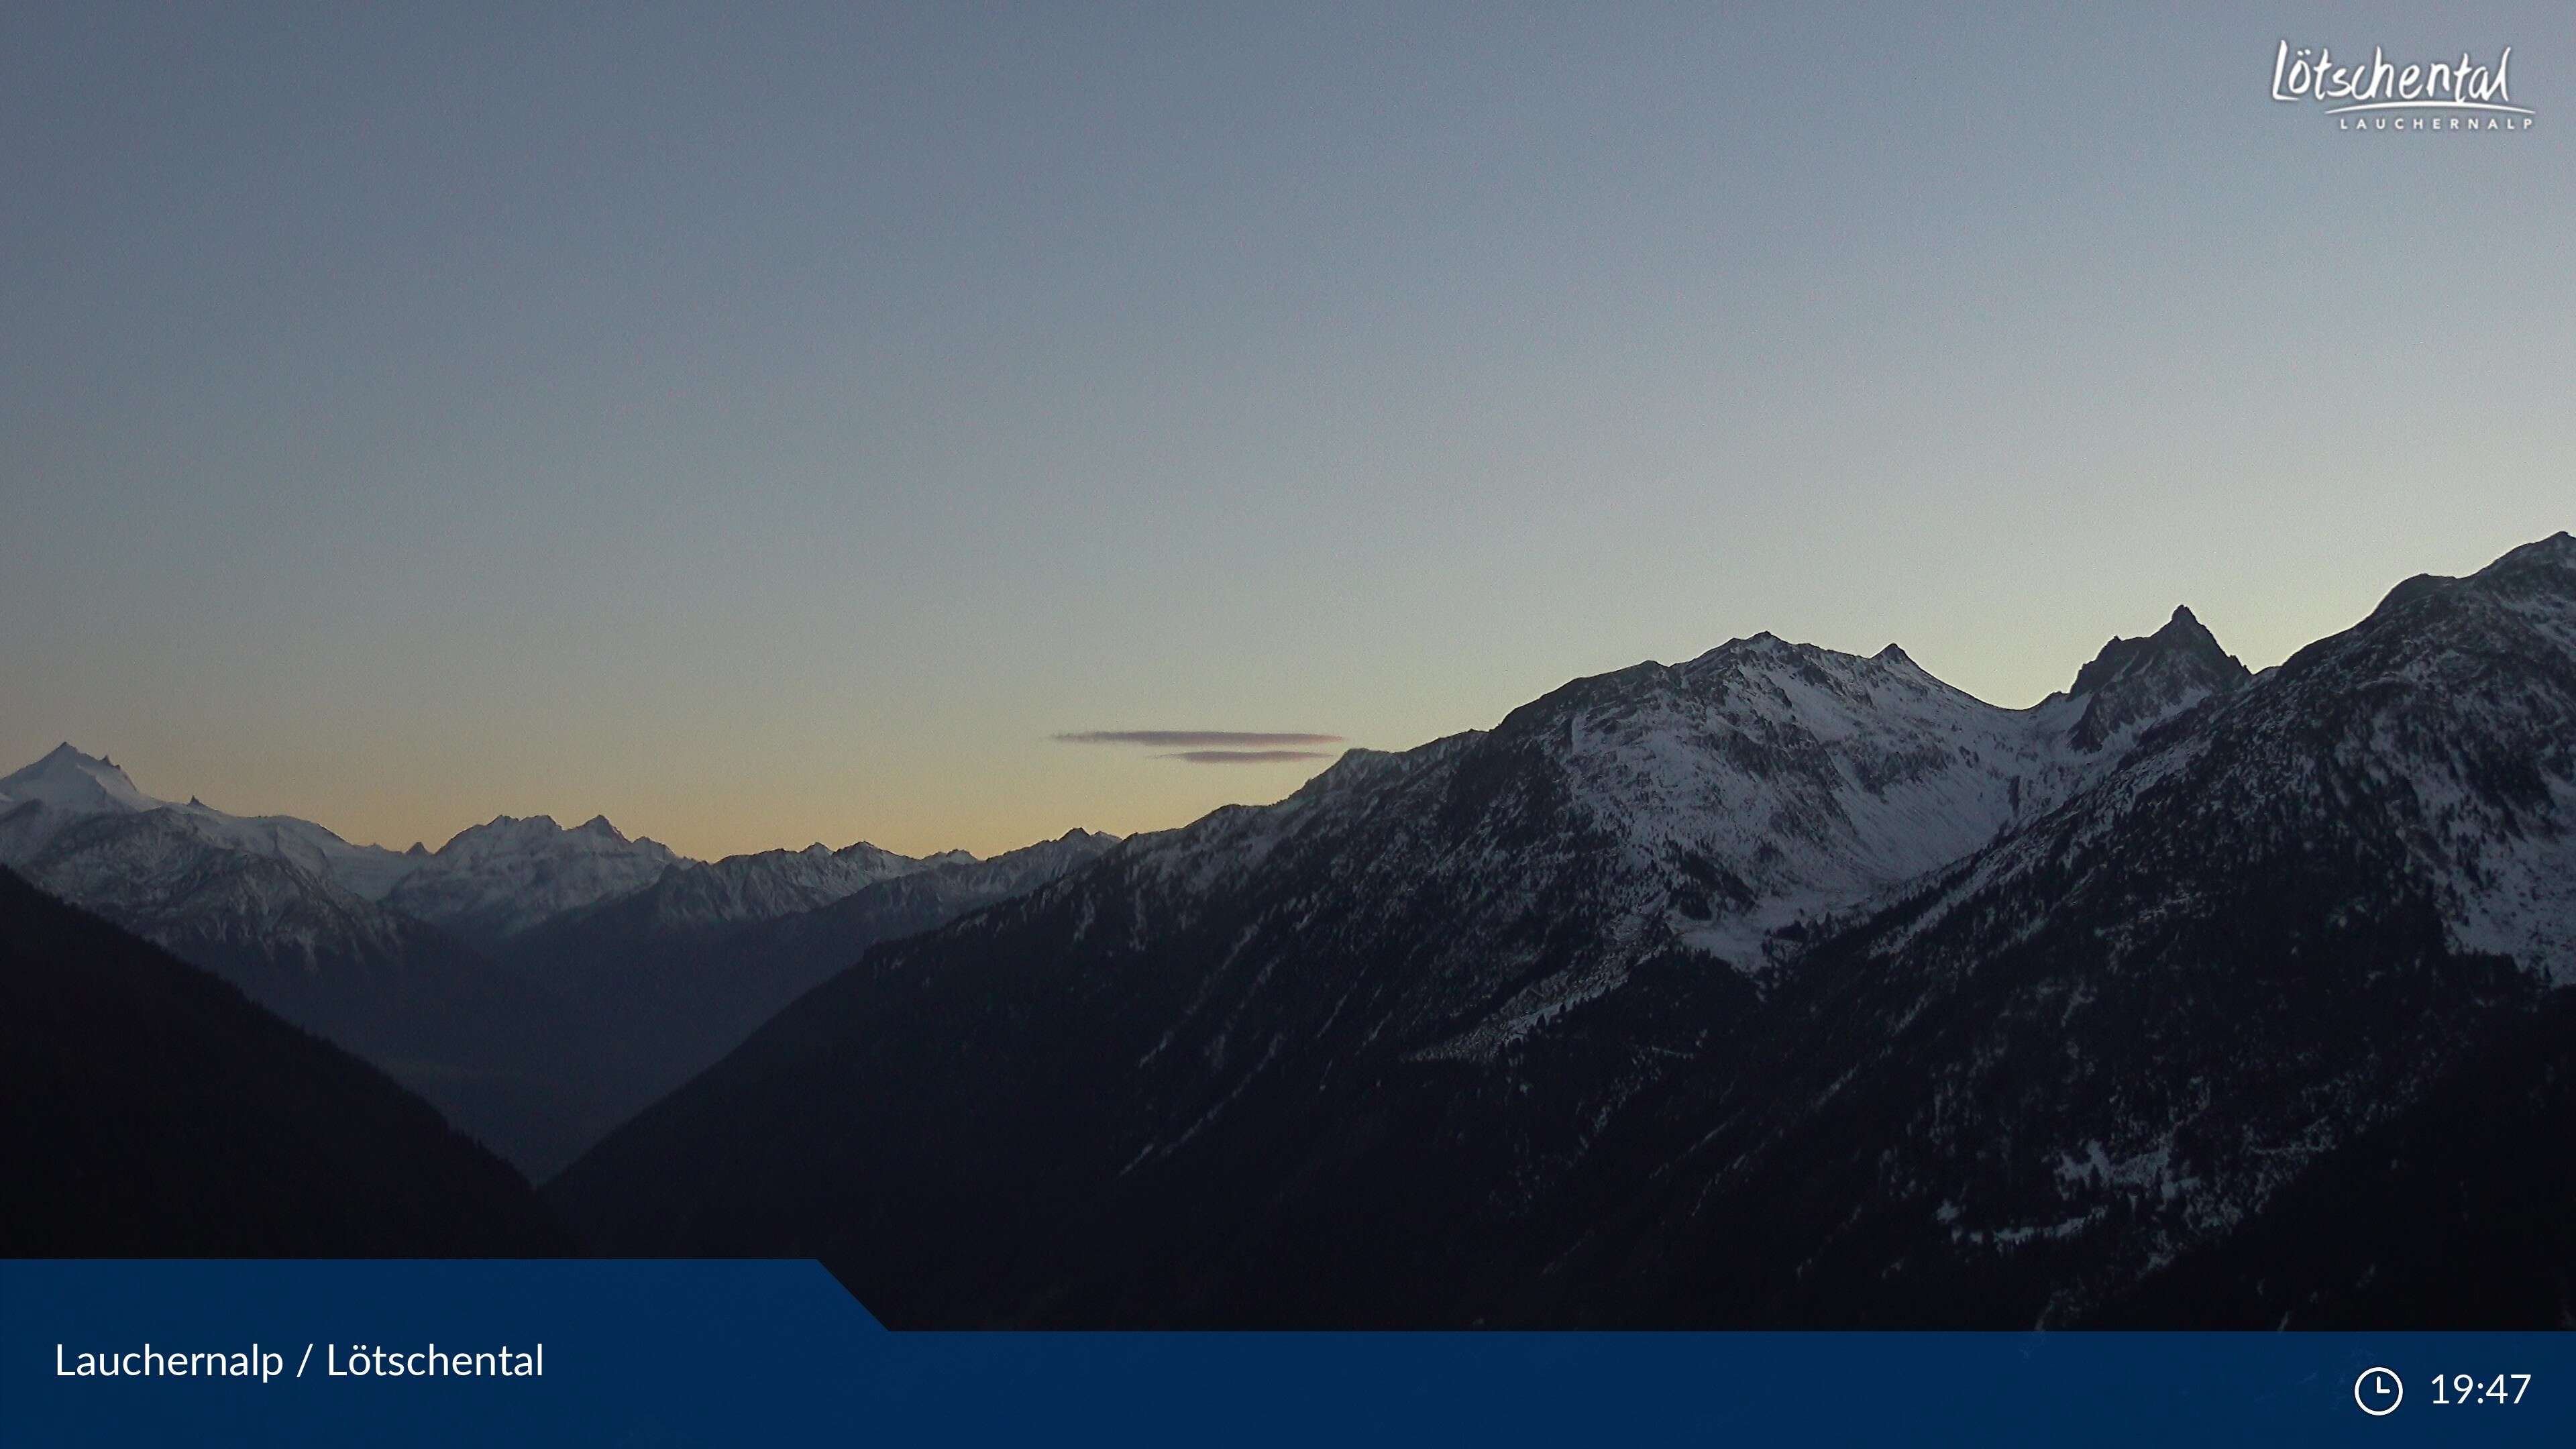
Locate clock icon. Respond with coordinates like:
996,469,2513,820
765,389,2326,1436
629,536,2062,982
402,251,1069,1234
2355,1367,2404,1416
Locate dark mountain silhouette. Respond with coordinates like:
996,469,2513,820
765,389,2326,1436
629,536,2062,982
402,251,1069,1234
2097,985,2576,1328
0,867,570,1256
494,829,1121,1162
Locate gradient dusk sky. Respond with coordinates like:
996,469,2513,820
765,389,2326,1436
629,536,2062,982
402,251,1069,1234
4,3,2569,860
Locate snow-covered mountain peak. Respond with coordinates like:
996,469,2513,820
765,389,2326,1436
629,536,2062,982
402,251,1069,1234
2371,572,2457,620
2347,535,2574,656
2061,605,2251,751
0,746,436,900
384,812,684,945
2068,605,2239,696
1055,604,2286,1051
0,743,165,816
2498,529,2576,567
2461,529,2576,616
834,840,932,873
429,812,676,862
0,744,1128,991
439,814,549,851
564,837,974,936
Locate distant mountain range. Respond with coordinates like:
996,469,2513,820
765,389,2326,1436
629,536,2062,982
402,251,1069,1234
11,534,2567,1321
498,828,1120,1150
0,747,1116,1175
549,533,2576,1328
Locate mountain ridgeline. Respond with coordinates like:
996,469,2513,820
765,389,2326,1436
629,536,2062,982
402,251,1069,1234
549,533,2576,1328
0,748,1118,1177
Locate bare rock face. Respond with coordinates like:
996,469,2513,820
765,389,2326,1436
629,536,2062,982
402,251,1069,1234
2064,604,2251,751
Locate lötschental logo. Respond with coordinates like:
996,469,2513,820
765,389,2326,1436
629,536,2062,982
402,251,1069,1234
2270,42,2536,133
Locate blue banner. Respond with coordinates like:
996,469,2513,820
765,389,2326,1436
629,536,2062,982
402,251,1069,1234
3,1260,2567,1446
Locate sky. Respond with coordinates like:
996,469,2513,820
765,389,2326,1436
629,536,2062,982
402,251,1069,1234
3,2,2569,861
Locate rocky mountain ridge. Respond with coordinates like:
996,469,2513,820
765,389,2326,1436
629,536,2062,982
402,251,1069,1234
0,745,1114,1174
549,533,2576,1328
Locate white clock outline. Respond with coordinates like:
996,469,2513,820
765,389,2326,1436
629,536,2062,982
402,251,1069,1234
2355,1366,2404,1416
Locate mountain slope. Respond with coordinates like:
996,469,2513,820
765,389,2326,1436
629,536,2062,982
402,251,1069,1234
499,829,1122,1150
1,804,598,1173
0,744,1119,1177
1501,535,2575,1327
549,534,2575,1327
0,867,570,1256
2096,984,2576,1328
538,629,2204,1319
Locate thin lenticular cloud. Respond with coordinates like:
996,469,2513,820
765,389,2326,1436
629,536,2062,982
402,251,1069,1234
1155,749,1337,765
1055,731,1344,749
1053,729,1347,765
